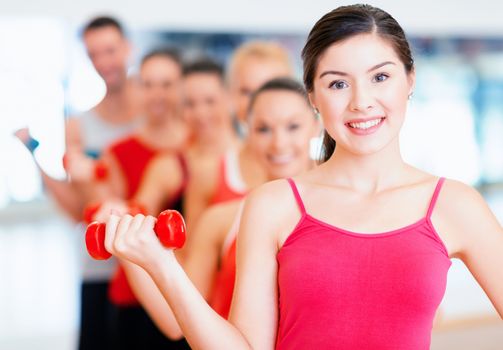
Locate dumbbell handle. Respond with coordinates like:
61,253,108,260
85,210,186,260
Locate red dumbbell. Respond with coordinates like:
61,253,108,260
85,209,186,260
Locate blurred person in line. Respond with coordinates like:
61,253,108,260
96,77,320,340
183,41,294,229
16,16,142,350
17,16,142,220
84,58,237,348
92,48,190,349
98,5,503,349
130,58,243,232
228,41,294,136
88,57,239,316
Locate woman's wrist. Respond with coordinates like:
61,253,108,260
148,249,182,282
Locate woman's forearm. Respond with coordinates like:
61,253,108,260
39,170,83,222
149,254,252,350
122,261,184,340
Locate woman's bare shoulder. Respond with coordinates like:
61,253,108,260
240,179,302,246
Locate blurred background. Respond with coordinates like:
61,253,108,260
0,0,502,349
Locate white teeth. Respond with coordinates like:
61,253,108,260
348,118,383,130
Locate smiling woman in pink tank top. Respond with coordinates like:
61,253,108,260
100,4,503,350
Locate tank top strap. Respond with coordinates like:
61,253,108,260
426,177,446,219
224,149,247,192
177,153,189,180
286,178,306,215
221,200,245,256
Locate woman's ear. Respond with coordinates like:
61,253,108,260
308,92,317,112
407,68,416,97
311,117,323,138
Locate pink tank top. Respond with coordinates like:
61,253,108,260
276,178,451,350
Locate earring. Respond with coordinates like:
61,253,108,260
408,92,414,100
313,107,321,119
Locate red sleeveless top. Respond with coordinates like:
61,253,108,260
107,136,188,306
209,239,237,319
208,200,246,318
109,136,157,198
210,151,247,205
276,178,451,349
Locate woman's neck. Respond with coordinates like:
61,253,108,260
193,124,240,156
321,138,409,194
136,113,185,151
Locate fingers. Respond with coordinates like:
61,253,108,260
129,213,146,235
124,214,155,250
114,214,134,253
104,213,162,267
13,127,29,141
104,213,121,254
106,213,149,256
139,215,157,234
94,199,128,223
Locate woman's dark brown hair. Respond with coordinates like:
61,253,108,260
141,47,182,68
302,4,414,162
247,77,310,117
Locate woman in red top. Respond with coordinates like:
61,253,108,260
101,48,188,202
133,58,244,229
103,5,503,349
96,48,190,349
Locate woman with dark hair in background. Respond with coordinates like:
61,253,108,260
94,48,190,349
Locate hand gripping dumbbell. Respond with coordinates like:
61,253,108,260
85,209,187,260
14,128,39,154
62,153,108,181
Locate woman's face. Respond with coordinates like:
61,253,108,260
230,57,292,123
310,33,415,156
182,73,232,141
140,56,182,124
249,90,318,180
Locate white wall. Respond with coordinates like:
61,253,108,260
1,0,503,35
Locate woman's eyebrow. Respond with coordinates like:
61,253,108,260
318,61,396,79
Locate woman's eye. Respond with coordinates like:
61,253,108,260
373,73,389,83
329,80,348,90
288,123,300,131
256,126,270,133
